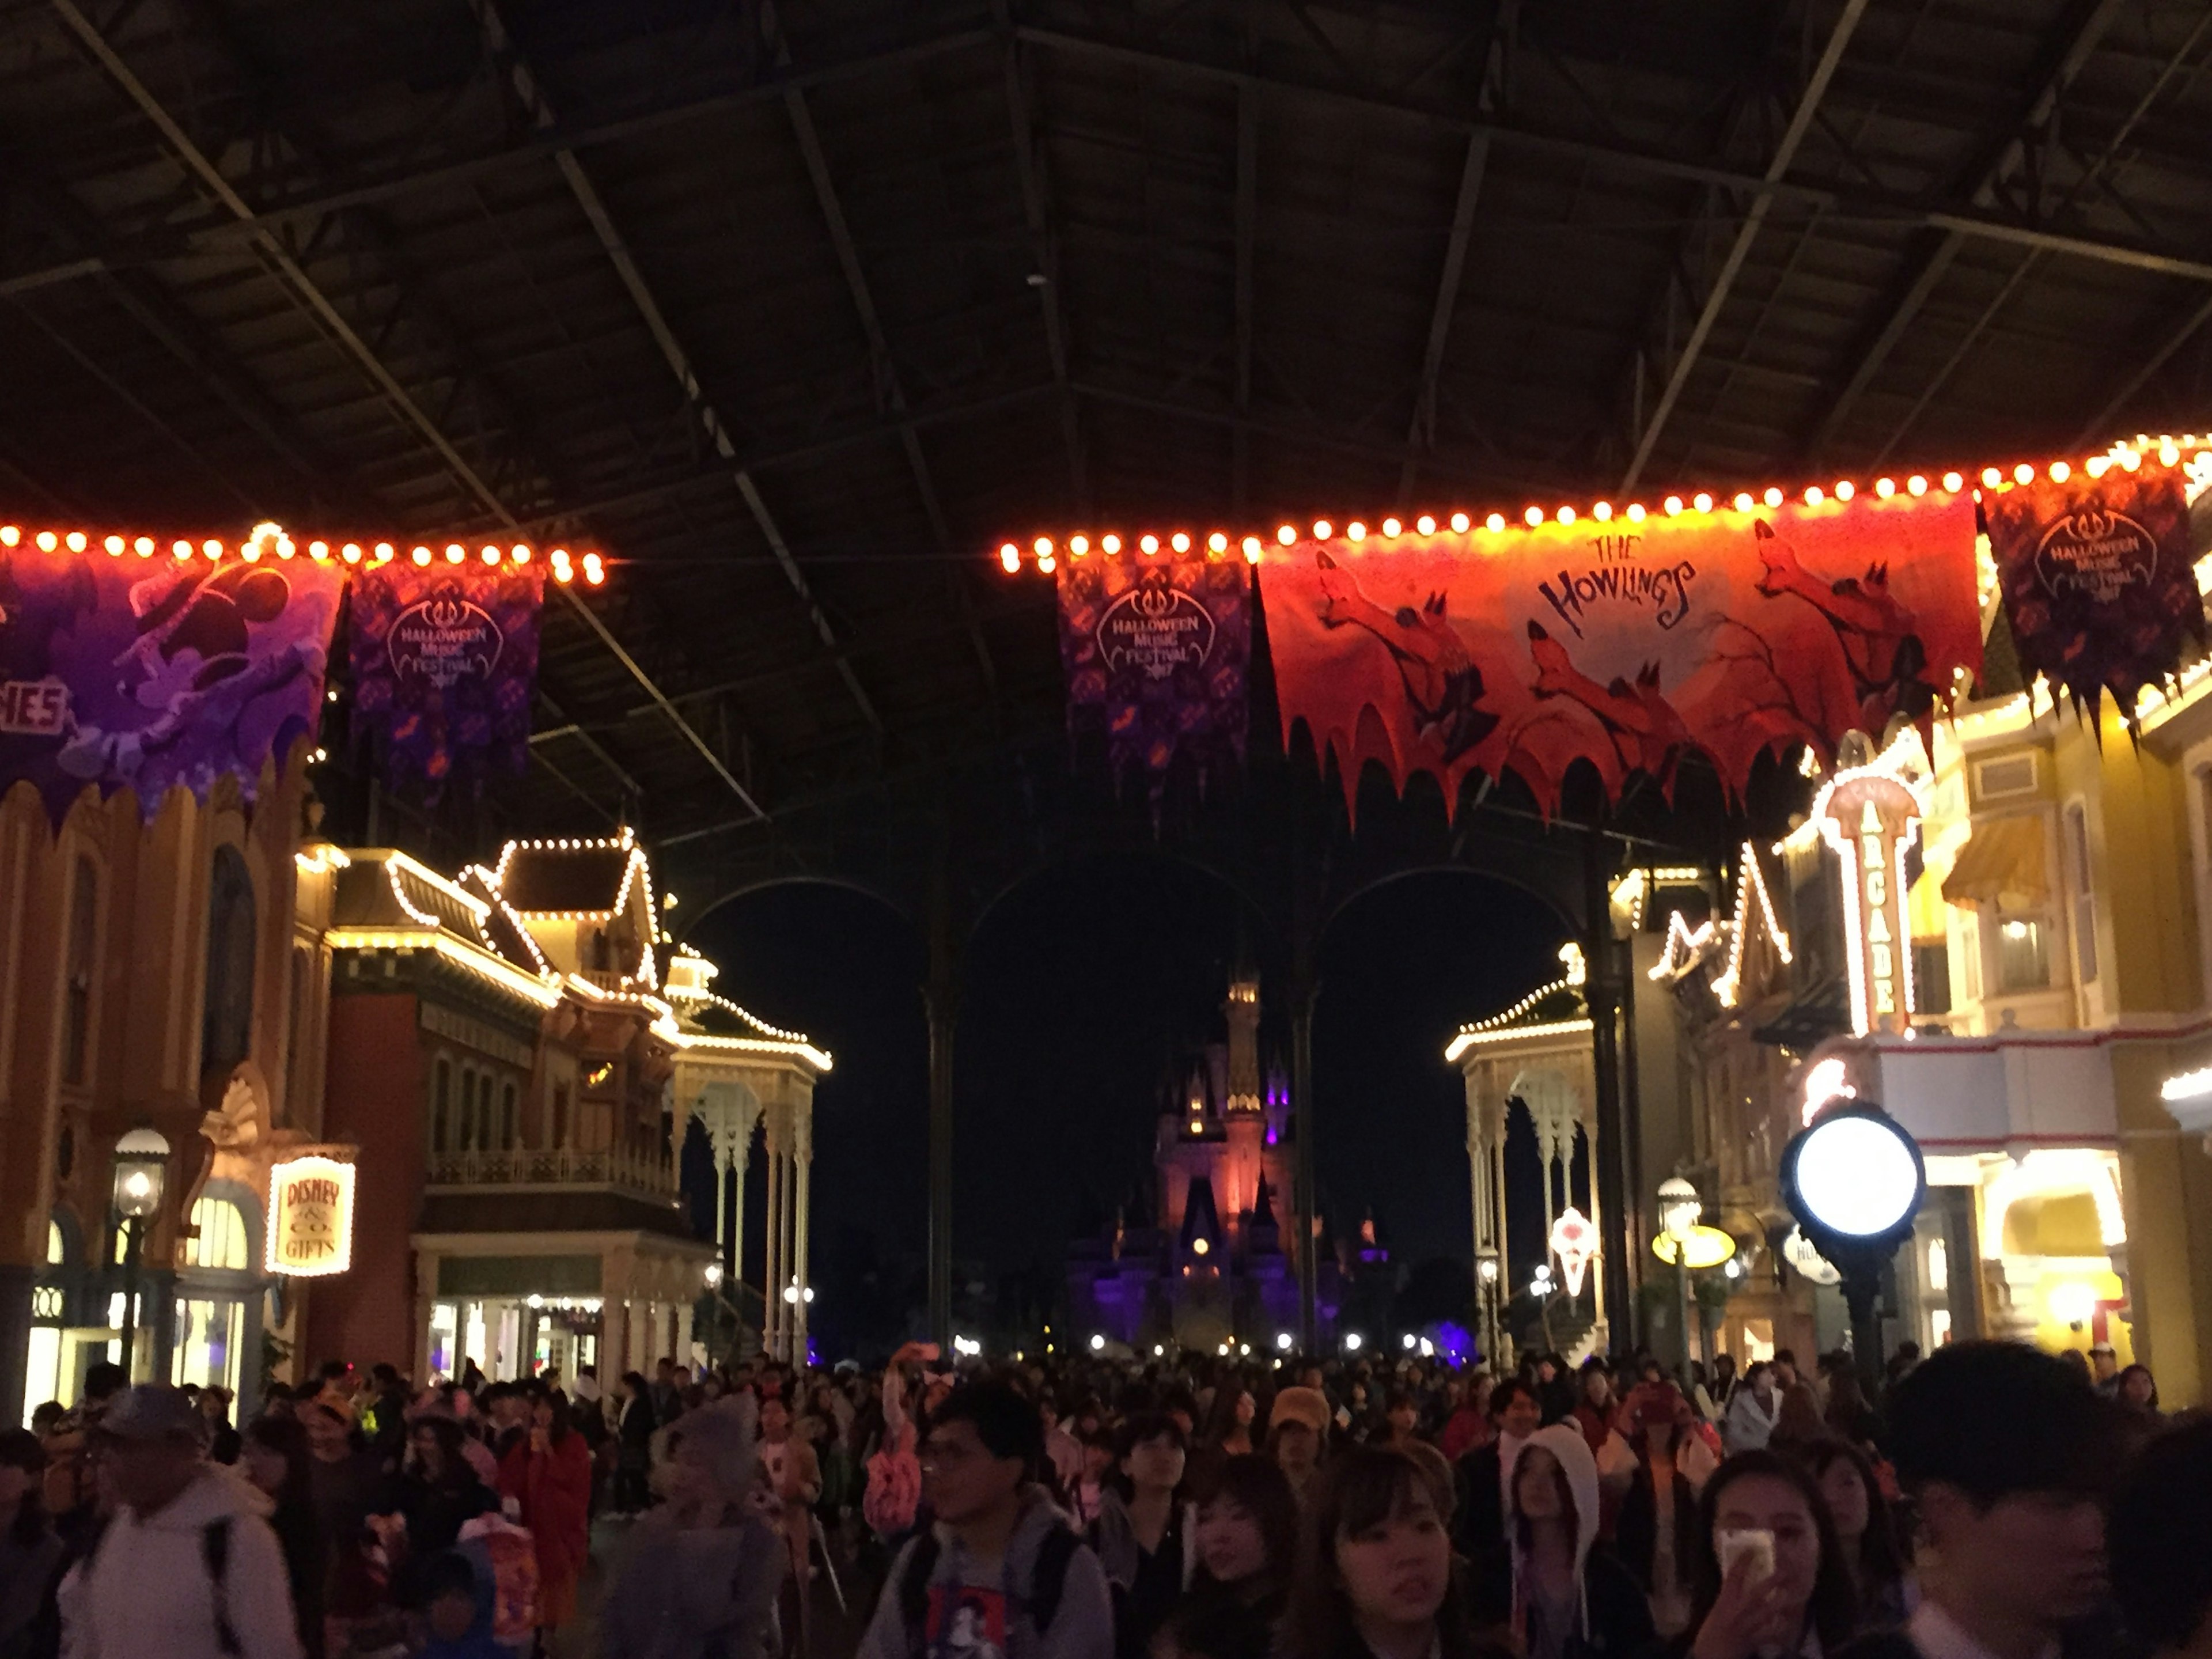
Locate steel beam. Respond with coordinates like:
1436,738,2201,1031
767,8,1001,703
1233,77,1257,516
471,0,877,744
1399,0,1515,509
995,2,1088,512
1805,0,2134,464
1616,0,1870,494
51,0,762,822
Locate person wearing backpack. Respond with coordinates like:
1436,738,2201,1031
58,1384,302,1659
856,1380,1112,1659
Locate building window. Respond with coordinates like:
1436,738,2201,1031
1995,917,2051,993
63,857,98,1086
1912,942,1952,1016
459,1070,479,1152
202,847,257,1076
46,1221,64,1267
552,1085,570,1150
433,1059,452,1153
2066,804,2098,986
501,1082,518,1150
1926,1237,1948,1293
184,1197,249,1271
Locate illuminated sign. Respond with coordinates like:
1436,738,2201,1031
1549,1207,1596,1296
267,1156,356,1277
1815,764,1923,1035
1650,1224,1738,1270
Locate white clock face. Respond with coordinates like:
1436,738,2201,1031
1794,1114,1919,1237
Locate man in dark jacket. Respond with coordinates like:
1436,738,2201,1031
1838,1342,2121,1659
1453,1376,1541,1581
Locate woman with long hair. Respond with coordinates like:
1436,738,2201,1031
1496,1423,1653,1659
1281,1445,1482,1659
243,1413,328,1658
1158,1453,1300,1659
1802,1439,1910,1630
1679,1451,1859,1659
1820,1370,1884,1454
498,1387,592,1642
1766,1383,1828,1459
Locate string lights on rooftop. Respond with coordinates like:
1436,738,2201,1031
0,518,605,584
988,435,2210,573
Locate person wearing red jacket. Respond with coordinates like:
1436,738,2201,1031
497,1389,592,1643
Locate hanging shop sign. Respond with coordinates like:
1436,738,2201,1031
1984,457,2207,718
267,1154,357,1277
0,525,343,825
1056,544,1249,798
1261,493,1980,815
1549,1206,1596,1296
1650,1224,1738,1270
350,560,546,796
1812,753,1925,1035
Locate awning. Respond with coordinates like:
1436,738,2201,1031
1940,813,2049,912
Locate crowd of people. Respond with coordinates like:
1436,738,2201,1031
0,1332,2202,1659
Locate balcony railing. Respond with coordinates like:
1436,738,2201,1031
426,1143,678,1200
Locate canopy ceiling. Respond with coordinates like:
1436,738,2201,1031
3,0,2207,851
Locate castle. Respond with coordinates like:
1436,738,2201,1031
1066,967,1363,1352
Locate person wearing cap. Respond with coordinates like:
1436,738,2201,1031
1265,1386,1330,1505
58,1382,302,1659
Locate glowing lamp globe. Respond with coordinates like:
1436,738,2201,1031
1783,1108,1923,1244
1657,1175,1700,1241
112,1127,170,1220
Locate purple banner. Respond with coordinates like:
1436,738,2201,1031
0,550,341,824
349,563,544,796
1057,551,1250,796
1986,461,2208,717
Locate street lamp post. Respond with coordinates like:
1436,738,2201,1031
111,1127,169,1381
1476,1252,1501,1370
1781,1099,1925,1400
1658,1175,1700,1385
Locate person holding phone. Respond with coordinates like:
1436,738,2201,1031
1680,1452,1859,1659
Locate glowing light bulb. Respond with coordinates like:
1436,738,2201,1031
1000,544,1021,573
1524,506,1544,528
1804,485,1824,505
65,531,86,553
1664,495,1684,516
1627,503,1647,522
103,535,123,554
1556,506,1576,525
1486,513,1505,532
2159,439,2181,465
1907,475,1928,495
1207,531,1227,553
2050,461,2070,482
342,543,363,564
1277,525,1297,544
1764,486,1783,507
1982,467,2003,488
445,543,465,564
1069,535,1089,555
0,526,16,546
1171,531,1191,552
2085,456,2109,478
133,537,153,556
1345,521,1366,540
1381,518,1402,538
203,539,224,559
1834,480,1854,501
374,542,395,563
1691,492,1713,513
1036,552,1056,573
1034,537,1053,556
412,546,432,566
1415,515,1436,535
1312,521,1332,540
1593,502,1613,522
1242,536,1262,563
2013,462,2035,484
1141,534,1160,554
1449,512,1470,532
481,545,501,565
1103,534,1122,554
1875,478,1896,498
35,531,57,552
1944,471,1965,491
1733,493,1752,512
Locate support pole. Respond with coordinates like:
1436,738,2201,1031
1585,836,1633,1354
1291,980,1319,1349
793,1107,813,1365
926,894,960,1351
763,1123,784,1360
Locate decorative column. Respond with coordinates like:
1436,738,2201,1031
1585,838,1633,1351
791,1099,813,1364
762,1101,785,1362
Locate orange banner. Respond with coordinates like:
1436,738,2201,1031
1262,494,1982,815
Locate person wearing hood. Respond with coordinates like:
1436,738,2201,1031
1722,1365,1780,1456
1495,1422,1654,1659
58,1384,303,1659
596,1395,783,1659
1088,1413,1196,1659
856,1380,1112,1659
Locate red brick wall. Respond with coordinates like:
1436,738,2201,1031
303,993,424,1372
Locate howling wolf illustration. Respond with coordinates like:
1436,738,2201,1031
1313,550,1499,762
1752,520,1933,730
1525,620,1696,792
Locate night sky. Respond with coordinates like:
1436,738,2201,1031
685,855,1567,1357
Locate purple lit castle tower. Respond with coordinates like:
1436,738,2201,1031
1067,964,1346,1352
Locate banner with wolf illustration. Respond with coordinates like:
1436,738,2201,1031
0,547,343,825
1983,460,2207,719
1262,496,1982,815
1056,549,1250,798
349,562,545,797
